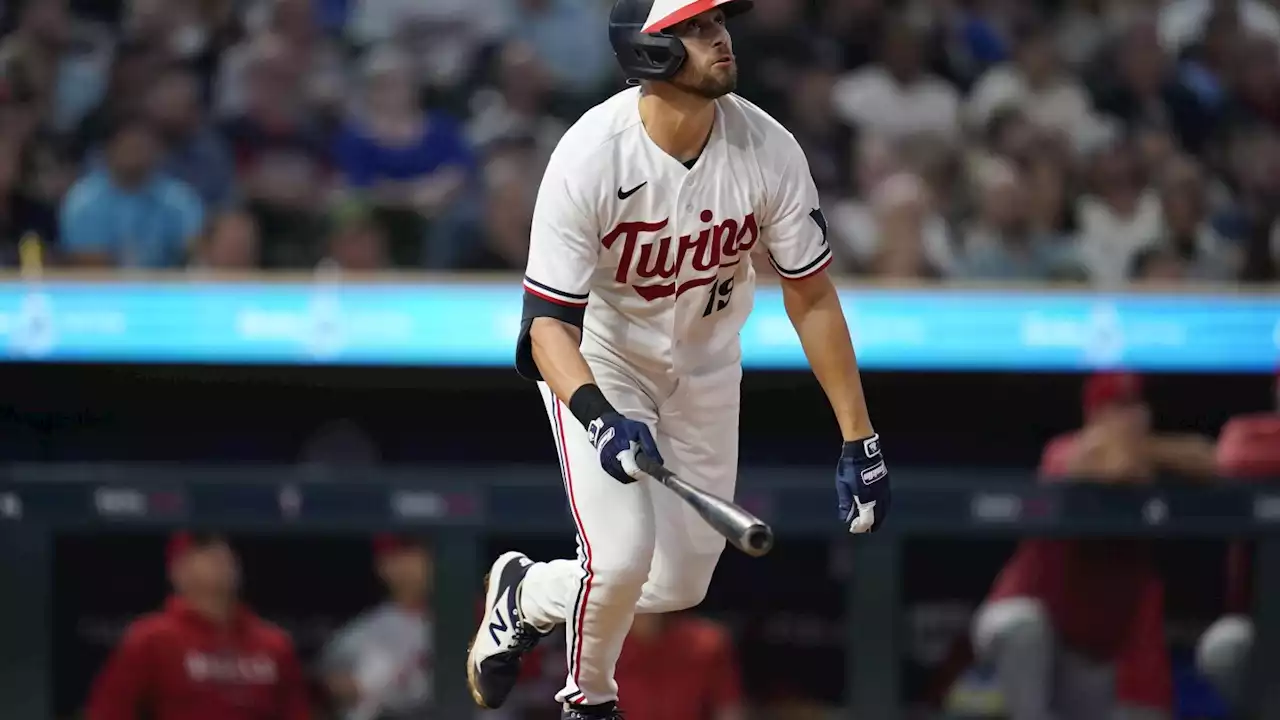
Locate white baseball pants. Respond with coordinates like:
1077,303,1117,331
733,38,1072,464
517,355,741,707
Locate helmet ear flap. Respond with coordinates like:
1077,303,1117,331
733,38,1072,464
609,23,687,81
629,31,687,79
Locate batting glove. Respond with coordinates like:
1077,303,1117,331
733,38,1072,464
836,434,891,534
587,412,663,484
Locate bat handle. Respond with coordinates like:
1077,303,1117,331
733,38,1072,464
635,452,671,482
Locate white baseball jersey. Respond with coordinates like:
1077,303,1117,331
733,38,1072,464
516,86,832,379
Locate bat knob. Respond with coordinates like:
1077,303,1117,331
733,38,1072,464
742,524,774,557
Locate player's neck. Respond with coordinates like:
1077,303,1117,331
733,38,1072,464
184,592,236,627
638,84,716,164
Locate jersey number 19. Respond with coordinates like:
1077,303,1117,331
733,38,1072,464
702,277,735,317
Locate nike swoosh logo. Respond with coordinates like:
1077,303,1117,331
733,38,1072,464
617,182,647,200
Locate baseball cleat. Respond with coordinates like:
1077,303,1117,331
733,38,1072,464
562,701,624,719
467,551,545,709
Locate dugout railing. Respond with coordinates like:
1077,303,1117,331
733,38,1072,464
0,465,1278,719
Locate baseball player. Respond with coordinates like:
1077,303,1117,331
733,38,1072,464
467,1,891,718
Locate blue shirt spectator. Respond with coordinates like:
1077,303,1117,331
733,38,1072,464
500,0,614,93
60,118,204,268
335,47,475,208
334,112,474,189
145,67,238,211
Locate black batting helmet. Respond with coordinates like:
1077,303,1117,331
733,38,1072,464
609,0,754,81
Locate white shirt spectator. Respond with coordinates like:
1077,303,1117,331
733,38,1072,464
830,172,956,274
831,66,961,142
347,0,504,88
1076,190,1163,286
1159,0,1280,52
966,64,1109,152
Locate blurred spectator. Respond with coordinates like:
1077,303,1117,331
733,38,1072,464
863,171,952,278
1076,141,1162,285
334,46,475,266
0,136,57,263
1158,0,1280,54
189,208,259,269
1023,152,1075,236
614,612,744,720
1132,155,1240,281
72,38,165,158
218,0,344,120
125,0,240,90
322,534,434,720
1226,33,1280,129
220,35,332,268
967,22,1104,152
466,40,567,171
86,532,311,720
59,116,204,267
0,0,112,135
730,0,815,122
972,373,1216,720
1198,371,1280,710
782,65,852,195
816,0,885,72
497,0,614,96
145,65,237,210
831,15,961,142
957,157,1084,280
298,417,382,467
460,137,537,270
345,0,503,92
1093,21,1216,155
1175,6,1242,114
325,201,389,271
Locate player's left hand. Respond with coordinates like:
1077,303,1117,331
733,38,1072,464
836,434,891,534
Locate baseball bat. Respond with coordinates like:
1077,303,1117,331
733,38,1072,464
635,453,774,557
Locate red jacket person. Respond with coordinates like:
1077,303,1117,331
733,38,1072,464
86,532,311,720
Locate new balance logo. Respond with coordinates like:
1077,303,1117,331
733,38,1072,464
861,461,887,485
488,593,510,645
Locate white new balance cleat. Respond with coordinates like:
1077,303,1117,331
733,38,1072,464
467,551,546,709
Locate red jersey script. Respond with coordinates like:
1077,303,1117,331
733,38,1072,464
87,596,310,720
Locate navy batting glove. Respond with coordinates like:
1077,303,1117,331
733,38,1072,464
836,434,891,534
586,412,663,485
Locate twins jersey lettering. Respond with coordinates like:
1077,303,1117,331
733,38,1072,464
516,86,831,379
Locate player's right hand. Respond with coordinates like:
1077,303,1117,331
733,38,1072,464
586,412,663,484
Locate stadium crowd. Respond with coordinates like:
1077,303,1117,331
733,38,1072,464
0,0,1276,281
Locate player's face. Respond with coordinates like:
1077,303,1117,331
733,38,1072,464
175,543,240,598
667,9,737,99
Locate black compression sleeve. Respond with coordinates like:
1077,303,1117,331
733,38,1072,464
568,384,616,429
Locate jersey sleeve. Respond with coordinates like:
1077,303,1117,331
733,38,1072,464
515,156,601,381
760,136,833,281
86,622,153,720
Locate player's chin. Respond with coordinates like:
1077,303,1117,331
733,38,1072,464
705,67,737,95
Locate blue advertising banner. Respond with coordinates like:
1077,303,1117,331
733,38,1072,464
0,279,1274,371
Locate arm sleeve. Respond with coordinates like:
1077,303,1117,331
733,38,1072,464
515,157,600,380
760,136,832,281
85,625,151,720
277,637,313,720
319,618,360,676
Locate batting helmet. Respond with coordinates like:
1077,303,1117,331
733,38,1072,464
609,0,754,81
